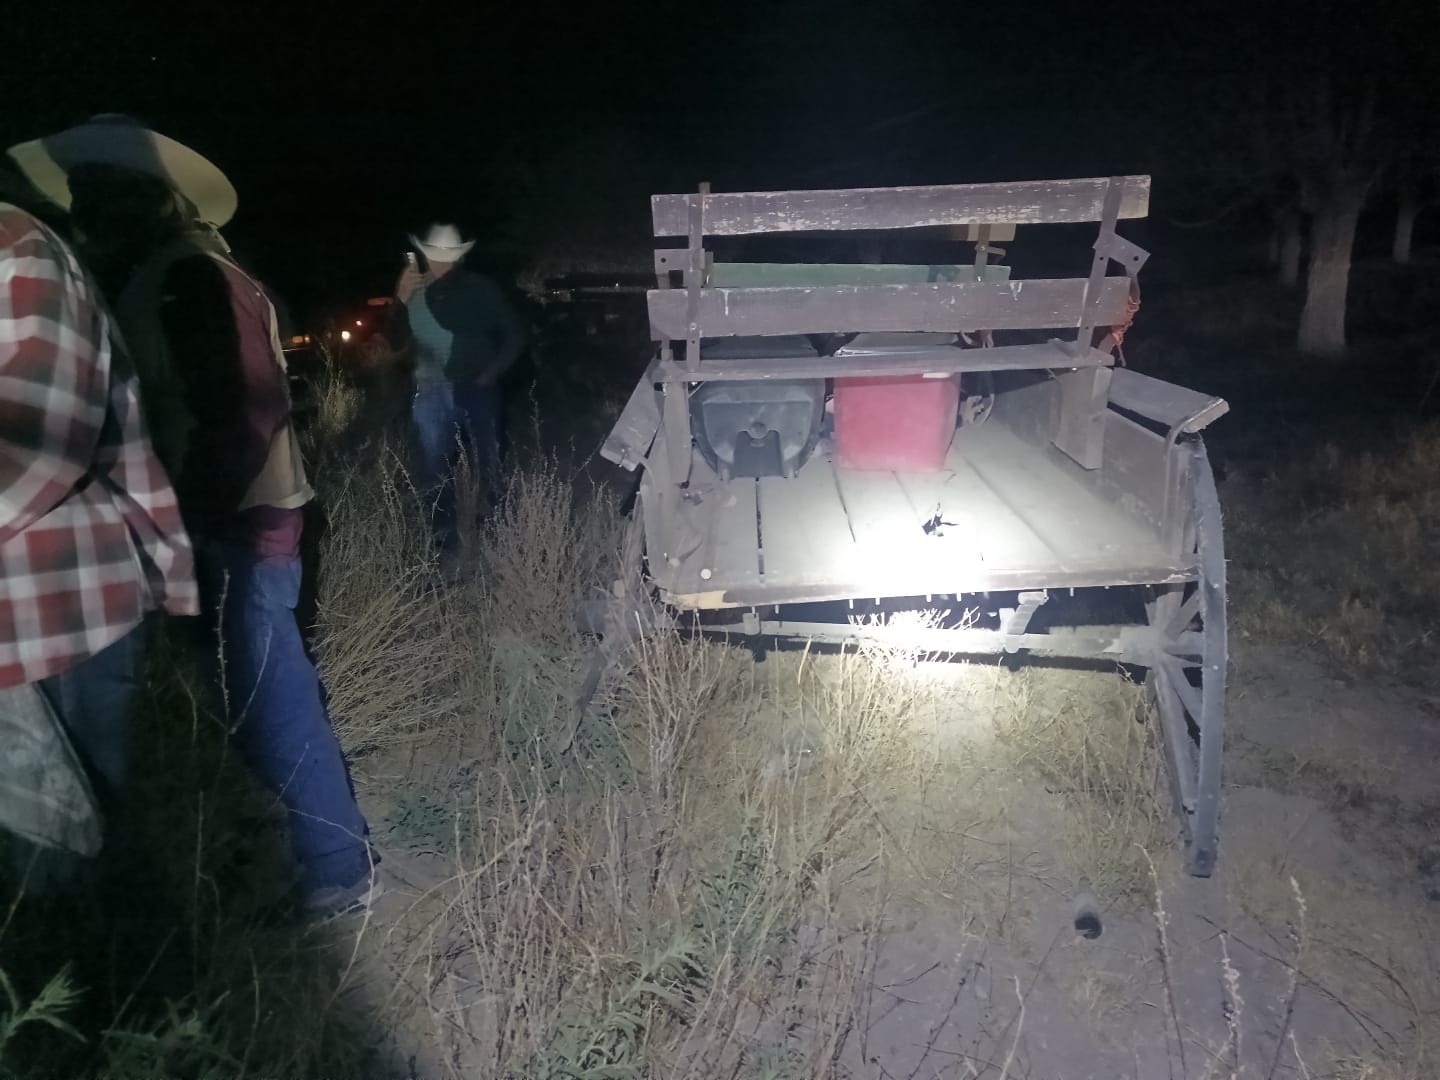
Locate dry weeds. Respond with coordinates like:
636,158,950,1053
992,668,1173,901
1225,422,1440,681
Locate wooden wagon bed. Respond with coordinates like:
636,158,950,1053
659,420,1190,609
591,173,1231,876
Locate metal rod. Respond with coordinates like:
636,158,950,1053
748,619,1164,665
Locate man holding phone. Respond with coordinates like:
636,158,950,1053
394,224,527,550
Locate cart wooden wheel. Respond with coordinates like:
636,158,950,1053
574,505,650,723
1147,438,1227,877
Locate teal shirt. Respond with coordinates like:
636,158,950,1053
398,268,526,385
405,283,453,385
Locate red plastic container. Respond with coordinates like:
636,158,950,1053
832,374,960,472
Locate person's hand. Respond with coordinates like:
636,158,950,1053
395,265,424,303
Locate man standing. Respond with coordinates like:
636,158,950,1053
1,190,197,881
394,223,527,547
7,118,377,916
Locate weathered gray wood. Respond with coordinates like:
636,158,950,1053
895,452,1057,570
648,277,1133,339
955,425,1155,568
652,176,1151,236
683,184,708,371
1052,366,1114,469
699,477,762,586
1096,412,1171,533
707,262,1011,287
750,620,1167,665
637,470,676,595
1003,398,1171,537
654,341,1109,383
665,562,1194,610
989,373,1058,446
945,223,1017,242
1075,176,1128,349
600,362,663,470
1151,652,1199,824
756,454,857,586
656,422,1187,609
1108,368,1229,435
1189,440,1227,878
1144,440,1227,878
832,466,934,558
661,382,693,486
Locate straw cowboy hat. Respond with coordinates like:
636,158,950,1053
410,223,474,264
6,114,238,227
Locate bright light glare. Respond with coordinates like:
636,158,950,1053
340,330,352,342
355,320,363,327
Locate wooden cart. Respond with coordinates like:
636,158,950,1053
594,175,1229,876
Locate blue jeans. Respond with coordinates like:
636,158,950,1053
195,542,373,894
411,379,505,546
39,627,143,800
452,381,505,486
6,627,143,889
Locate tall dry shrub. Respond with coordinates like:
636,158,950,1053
313,449,466,752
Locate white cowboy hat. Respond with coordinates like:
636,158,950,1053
5,114,238,227
410,223,474,264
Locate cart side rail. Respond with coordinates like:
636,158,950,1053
992,369,1228,554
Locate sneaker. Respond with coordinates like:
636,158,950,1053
303,871,387,920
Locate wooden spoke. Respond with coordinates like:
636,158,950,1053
1165,588,1202,637
1147,440,1227,877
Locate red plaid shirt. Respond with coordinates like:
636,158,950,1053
1,204,198,689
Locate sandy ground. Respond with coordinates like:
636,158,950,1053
334,629,1438,1079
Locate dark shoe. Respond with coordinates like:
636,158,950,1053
302,871,386,920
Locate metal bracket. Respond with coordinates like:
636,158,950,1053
1075,177,1150,353
682,182,709,373
1093,231,1150,275
999,590,1050,652
654,248,686,282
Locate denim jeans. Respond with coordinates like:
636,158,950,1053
194,542,373,894
5,627,144,888
411,379,459,494
39,627,143,801
411,379,505,546
452,381,504,486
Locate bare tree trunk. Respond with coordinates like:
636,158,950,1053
1278,208,1303,287
1393,179,1419,264
1297,193,1363,358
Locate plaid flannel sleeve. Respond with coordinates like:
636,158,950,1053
0,215,107,547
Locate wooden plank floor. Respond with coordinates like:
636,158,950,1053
663,422,1187,606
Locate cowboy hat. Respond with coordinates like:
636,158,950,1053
410,223,474,264
5,114,238,227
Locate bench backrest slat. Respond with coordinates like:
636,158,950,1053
652,175,1150,237
647,278,1132,339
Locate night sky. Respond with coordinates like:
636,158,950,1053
5,1,1434,322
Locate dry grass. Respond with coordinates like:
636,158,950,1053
470,450,621,648
1225,841,1440,1080
1225,422,1440,680
311,448,468,753
991,668,1173,901
18,368,1440,1075
374,631,922,1078
297,428,905,1074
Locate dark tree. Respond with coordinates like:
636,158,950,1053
1165,0,1435,357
